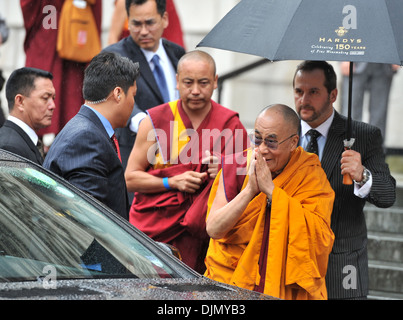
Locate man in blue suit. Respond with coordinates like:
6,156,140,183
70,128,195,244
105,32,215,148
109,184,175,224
44,52,140,220
102,0,186,203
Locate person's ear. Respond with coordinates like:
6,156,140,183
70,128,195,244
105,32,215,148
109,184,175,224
113,87,123,102
290,134,300,151
329,88,338,104
14,94,25,111
162,11,169,29
213,74,218,90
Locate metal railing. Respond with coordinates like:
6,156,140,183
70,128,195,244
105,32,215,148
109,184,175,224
216,58,270,104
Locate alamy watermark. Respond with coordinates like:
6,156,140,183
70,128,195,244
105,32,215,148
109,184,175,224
342,265,357,290
146,124,251,174
40,265,57,289
42,5,57,30
342,5,357,30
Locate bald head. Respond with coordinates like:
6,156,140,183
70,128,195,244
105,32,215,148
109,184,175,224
257,104,300,135
177,50,216,76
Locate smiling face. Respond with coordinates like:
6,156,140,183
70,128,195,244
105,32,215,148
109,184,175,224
253,109,299,174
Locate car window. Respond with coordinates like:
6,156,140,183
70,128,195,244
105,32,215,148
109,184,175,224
0,165,179,282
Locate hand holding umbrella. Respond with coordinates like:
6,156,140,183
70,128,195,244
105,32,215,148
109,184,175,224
341,148,365,185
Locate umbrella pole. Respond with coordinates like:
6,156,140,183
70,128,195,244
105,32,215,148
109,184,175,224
347,62,353,138
343,62,354,185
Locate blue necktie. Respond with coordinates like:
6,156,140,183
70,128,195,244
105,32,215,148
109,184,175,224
152,54,170,103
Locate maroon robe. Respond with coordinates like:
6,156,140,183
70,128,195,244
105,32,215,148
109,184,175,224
129,100,248,273
20,0,102,137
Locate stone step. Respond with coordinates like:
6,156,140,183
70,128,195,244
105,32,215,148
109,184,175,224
364,177,403,299
394,186,403,208
368,260,403,294
368,289,403,300
368,231,403,263
364,206,403,234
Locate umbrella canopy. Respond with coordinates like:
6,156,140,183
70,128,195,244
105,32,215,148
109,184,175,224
197,0,403,184
198,0,403,65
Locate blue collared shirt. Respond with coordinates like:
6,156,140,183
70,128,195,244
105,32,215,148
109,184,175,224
84,104,114,139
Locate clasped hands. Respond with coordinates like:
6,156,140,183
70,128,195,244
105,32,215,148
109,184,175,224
245,148,275,200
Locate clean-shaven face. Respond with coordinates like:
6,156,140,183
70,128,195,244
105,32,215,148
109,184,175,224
128,0,168,52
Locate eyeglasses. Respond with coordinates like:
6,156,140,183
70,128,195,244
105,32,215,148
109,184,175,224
249,133,297,150
130,18,161,32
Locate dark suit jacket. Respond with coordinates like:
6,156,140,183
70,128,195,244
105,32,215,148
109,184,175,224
102,36,185,169
0,120,43,164
304,111,396,299
43,106,129,220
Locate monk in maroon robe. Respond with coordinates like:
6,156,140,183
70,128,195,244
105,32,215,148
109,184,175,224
125,51,248,273
20,0,102,139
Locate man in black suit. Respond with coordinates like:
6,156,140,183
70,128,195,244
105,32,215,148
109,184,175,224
0,67,56,164
293,60,396,299
44,52,140,220
103,0,185,202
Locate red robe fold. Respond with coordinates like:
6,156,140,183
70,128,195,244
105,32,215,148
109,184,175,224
20,0,102,137
129,100,248,273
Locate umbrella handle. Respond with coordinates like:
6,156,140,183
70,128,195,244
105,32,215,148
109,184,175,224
343,173,353,185
342,146,353,185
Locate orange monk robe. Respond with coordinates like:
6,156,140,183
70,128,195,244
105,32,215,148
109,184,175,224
204,147,335,300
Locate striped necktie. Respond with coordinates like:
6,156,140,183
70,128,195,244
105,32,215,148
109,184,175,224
36,139,45,158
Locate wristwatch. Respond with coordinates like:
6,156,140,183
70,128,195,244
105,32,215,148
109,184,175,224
354,166,371,186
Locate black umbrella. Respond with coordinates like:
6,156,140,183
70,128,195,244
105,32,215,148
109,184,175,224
197,0,403,183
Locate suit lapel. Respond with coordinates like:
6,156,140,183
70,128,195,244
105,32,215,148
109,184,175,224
6,121,43,164
322,111,347,179
79,106,110,138
125,37,183,104
123,37,163,102
79,106,118,154
163,39,180,70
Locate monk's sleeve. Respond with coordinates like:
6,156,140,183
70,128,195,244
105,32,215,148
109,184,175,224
270,166,335,298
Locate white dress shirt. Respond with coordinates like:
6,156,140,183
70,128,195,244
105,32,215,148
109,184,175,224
130,40,179,133
141,39,179,102
8,115,38,146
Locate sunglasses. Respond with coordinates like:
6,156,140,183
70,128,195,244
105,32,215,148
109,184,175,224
249,133,297,150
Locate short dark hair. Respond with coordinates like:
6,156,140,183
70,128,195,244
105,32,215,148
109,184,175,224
5,67,53,111
293,60,337,94
83,52,140,102
125,0,166,16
